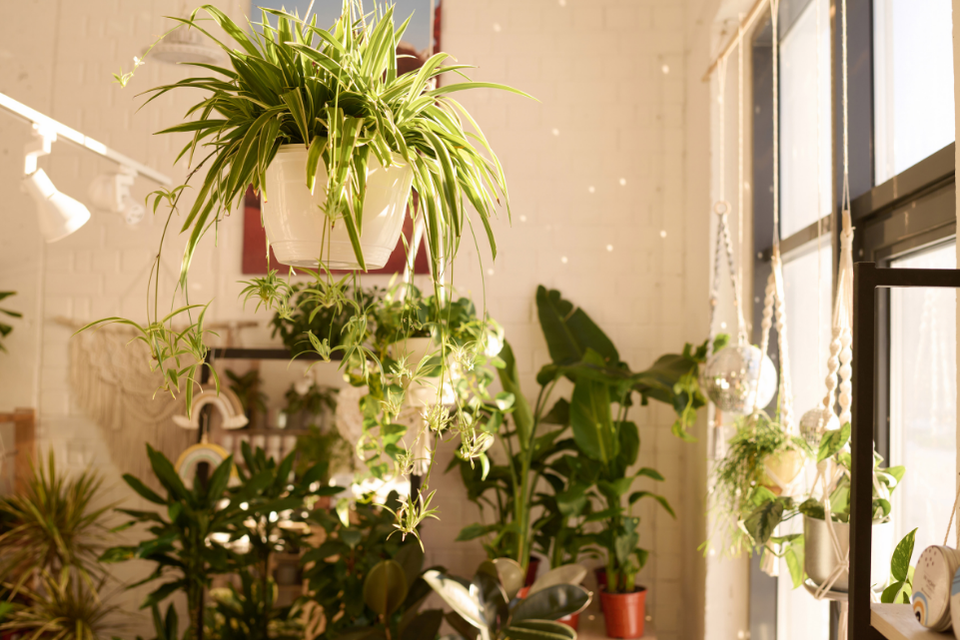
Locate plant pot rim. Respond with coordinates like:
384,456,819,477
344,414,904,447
600,585,647,596
275,142,409,166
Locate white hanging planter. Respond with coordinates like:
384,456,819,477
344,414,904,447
803,515,894,592
261,144,415,270
759,449,805,496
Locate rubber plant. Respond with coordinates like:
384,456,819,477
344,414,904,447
423,559,591,640
84,0,529,538
452,286,711,575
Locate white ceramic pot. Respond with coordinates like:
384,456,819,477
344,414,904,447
803,515,895,592
262,144,415,269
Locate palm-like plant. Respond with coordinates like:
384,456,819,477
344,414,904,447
0,291,21,353
0,569,122,640
0,452,113,597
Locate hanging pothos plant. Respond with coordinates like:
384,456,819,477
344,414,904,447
81,1,528,536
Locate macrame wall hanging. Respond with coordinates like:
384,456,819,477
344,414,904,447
63,319,195,486
701,20,777,424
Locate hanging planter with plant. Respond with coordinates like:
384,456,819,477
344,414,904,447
81,1,529,537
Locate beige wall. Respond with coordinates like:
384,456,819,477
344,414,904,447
0,1,727,638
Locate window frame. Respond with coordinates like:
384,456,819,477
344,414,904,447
747,0,956,638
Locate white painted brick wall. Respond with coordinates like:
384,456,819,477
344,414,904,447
0,0,717,638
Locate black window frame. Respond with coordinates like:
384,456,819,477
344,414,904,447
748,0,957,638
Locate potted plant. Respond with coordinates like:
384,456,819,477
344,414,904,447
84,0,529,537
271,283,382,358
423,559,591,639
453,287,710,575
742,423,903,591
0,452,119,640
708,412,810,557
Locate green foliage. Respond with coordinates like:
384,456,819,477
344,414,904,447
0,291,21,353
301,492,442,639
739,424,907,589
452,285,709,586
271,283,382,357
205,573,302,640
423,560,590,640
881,528,917,604
226,368,269,420
101,445,245,639
0,451,114,598
709,413,809,556
0,569,121,640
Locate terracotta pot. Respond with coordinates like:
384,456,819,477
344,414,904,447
600,587,646,639
558,612,580,631
525,556,541,586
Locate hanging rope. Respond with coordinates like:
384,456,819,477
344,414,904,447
753,0,795,433
709,55,749,347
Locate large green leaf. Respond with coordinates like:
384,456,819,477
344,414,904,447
497,341,534,446
423,570,487,629
527,564,587,597
890,528,917,582
400,609,443,640
503,620,577,640
570,370,618,464
535,285,619,366
364,560,409,617
509,584,591,623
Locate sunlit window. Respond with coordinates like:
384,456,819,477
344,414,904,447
873,0,955,184
890,242,957,562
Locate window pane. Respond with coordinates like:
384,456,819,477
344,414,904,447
890,242,957,563
874,0,955,184
779,0,831,239
777,240,833,640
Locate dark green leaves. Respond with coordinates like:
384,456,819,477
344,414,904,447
570,369,617,464
535,286,619,367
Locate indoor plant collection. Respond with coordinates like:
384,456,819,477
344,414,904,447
451,285,714,637
83,0,529,538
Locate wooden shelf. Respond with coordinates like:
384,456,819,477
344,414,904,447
575,603,657,640
871,604,951,640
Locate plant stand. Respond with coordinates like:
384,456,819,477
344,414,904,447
850,263,960,639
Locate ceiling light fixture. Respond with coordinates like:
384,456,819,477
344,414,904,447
22,127,91,242
89,166,146,226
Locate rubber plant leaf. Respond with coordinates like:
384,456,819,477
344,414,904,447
508,584,591,623
364,560,408,617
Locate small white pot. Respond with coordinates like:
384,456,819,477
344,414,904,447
262,144,415,269
759,449,805,495
803,515,894,592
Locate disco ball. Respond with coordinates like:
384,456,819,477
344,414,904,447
701,344,777,414
799,407,840,447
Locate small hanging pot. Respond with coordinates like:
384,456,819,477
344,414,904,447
912,545,960,631
759,449,805,496
803,515,895,592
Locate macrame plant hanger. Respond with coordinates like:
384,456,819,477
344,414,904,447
753,0,795,434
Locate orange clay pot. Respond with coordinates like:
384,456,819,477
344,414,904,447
600,587,646,638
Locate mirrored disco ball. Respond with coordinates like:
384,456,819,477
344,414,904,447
701,344,778,414
799,407,840,447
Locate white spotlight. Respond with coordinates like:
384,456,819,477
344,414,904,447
89,166,145,226
23,169,91,242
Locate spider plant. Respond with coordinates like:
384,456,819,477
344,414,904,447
0,451,114,598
